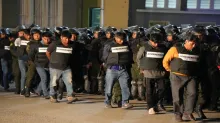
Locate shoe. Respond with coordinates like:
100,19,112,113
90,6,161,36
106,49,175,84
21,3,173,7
50,95,58,103
182,113,196,121
195,105,207,119
44,95,50,99
57,93,63,100
118,102,122,108
20,89,25,96
122,103,133,109
105,103,112,108
175,114,183,122
157,104,166,112
67,96,78,104
148,108,156,115
25,88,30,97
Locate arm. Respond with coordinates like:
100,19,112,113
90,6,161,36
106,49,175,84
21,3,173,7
102,44,111,63
136,46,145,68
46,42,55,60
46,51,51,60
162,47,177,71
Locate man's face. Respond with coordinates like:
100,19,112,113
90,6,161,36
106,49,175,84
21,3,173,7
33,33,41,41
149,40,158,47
115,37,123,45
61,36,69,45
18,31,24,37
167,35,173,41
185,40,196,51
106,32,111,39
194,32,203,41
132,32,137,39
42,36,50,45
70,34,77,41
1,34,6,38
24,33,31,40
94,32,99,39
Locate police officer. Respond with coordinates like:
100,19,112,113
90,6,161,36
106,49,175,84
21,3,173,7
163,33,199,121
46,30,77,103
69,28,84,93
9,32,21,94
129,28,144,101
24,27,42,97
87,27,102,94
137,33,167,114
164,25,180,49
0,28,11,91
102,31,133,109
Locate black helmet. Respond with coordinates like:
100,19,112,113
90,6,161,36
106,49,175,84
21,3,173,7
164,24,180,35
16,25,26,32
69,28,79,36
28,24,39,30
115,31,126,40
54,27,63,36
30,27,42,36
42,31,53,38
1,28,11,36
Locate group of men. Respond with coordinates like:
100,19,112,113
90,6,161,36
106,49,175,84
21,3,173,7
0,24,220,122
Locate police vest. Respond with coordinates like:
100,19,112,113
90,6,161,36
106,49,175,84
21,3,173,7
50,42,72,70
140,43,167,71
106,43,131,66
34,43,49,68
170,43,200,76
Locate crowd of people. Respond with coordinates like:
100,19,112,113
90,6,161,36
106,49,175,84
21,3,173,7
0,24,220,122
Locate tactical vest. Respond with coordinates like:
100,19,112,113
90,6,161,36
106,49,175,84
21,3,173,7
106,42,131,66
50,42,72,70
34,42,49,68
140,43,167,71
170,43,200,76
17,37,29,57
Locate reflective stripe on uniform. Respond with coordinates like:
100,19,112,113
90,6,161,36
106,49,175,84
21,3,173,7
111,46,129,53
146,51,164,58
4,46,10,50
56,47,72,54
178,53,199,62
38,47,48,53
20,40,29,46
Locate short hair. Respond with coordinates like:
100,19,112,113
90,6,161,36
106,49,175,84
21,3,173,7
61,30,71,39
115,32,126,40
185,33,198,42
149,33,162,43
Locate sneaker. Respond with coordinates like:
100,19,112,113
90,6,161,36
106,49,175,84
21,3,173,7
67,96,78,104
182,113,196,121
122,103,133,109
50,95,58,103
148,108,156,115
20,89,25,96
175,114,183,122
58,93,63,100
105,103,112,108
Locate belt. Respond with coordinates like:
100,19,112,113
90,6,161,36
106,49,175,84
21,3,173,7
109,65,125,70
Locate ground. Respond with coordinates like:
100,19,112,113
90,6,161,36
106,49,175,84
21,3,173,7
0,84,220,123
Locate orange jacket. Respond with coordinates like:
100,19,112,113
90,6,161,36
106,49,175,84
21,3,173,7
163,46,187,76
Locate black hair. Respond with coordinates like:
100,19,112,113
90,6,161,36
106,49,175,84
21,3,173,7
61,30,71,39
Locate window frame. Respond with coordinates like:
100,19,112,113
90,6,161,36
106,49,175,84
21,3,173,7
187,0,220,10
145,0,178,9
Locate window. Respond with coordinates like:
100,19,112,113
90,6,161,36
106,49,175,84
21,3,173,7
168,0,177,8
214,0,220,9
145,0,154,8
200,0,210,9
157,0,165,8
187,0,197,9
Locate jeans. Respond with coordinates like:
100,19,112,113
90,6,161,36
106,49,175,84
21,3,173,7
36,67,49,96
49,68,73,97
1,59,9,89
18,59,27,90
170,73,196,115
105,68,130,105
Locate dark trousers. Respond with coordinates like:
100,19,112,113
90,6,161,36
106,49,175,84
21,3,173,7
12,58,21,92
25,62,36,88
145,78,165,109
170,73,196,115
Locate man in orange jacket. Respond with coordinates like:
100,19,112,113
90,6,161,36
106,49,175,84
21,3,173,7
163,33,200,122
